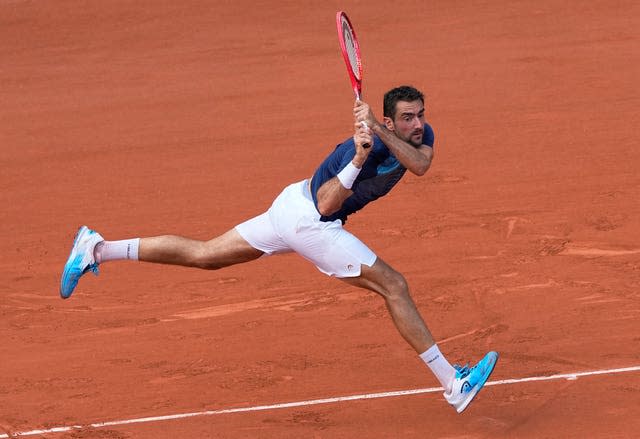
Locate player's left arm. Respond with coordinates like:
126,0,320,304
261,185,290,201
372,125,433,175
355,101,434,176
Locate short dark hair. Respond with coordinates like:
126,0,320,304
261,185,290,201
383,85,425,119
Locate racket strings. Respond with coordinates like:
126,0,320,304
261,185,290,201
342,27,361,80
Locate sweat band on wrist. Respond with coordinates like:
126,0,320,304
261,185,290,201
337,161,362,190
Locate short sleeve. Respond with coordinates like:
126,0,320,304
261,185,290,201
422,123,435,148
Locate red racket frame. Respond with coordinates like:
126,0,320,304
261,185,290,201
336,11,364,100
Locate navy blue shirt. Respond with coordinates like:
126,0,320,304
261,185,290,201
310,123,434,223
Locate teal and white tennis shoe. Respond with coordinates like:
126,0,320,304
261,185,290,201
445,351,498,413
60,226,103,299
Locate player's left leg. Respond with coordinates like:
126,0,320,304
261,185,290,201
339,257,498,413
340,257,434,353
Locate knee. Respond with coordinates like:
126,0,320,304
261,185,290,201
191,246,222,270
382,270,410,301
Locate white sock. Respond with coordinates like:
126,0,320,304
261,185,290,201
419,344,456,392
94,239,140,263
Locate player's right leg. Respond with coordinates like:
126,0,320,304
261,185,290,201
138,228,264,269
60,226,264,299
60,183,299,300
60,226,104,299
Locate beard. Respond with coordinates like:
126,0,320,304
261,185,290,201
407,129,423,147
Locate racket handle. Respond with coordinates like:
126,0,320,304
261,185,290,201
361,121,371,149
355,96,370,148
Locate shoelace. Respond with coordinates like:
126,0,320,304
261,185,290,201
82,262,100,275
453,363,471,378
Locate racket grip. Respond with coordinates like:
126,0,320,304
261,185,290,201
361,121,371,148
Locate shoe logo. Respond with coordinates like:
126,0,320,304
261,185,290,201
461,381,472,393
347,264,354,271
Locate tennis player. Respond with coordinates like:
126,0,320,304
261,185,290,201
60,85,498,413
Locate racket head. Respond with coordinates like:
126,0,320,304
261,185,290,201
336,11,363,99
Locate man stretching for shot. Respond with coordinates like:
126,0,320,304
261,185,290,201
61,85,498,413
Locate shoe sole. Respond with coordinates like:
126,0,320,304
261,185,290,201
456,351,499,413
60,226,90,299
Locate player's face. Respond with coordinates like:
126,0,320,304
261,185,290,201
385,100,425,147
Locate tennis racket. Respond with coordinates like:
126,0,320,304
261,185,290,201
336,11,370,148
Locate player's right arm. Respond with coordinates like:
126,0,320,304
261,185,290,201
316,121,372,216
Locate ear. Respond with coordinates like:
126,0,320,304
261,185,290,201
383,116,395,131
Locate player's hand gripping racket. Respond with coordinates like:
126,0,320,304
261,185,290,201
336,11,370,148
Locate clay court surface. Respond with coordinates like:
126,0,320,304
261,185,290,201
1,0,639,437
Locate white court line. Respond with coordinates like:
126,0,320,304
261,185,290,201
2,365,639,438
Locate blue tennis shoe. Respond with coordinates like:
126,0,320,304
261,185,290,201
444,351,499,413
60,226,103,299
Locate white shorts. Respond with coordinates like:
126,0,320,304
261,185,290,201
235,180,377,277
